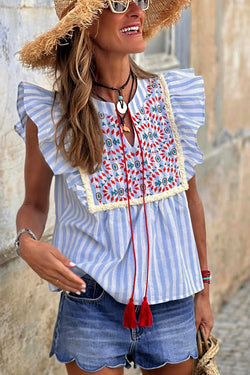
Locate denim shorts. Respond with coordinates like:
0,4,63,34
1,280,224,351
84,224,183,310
49,274,198,372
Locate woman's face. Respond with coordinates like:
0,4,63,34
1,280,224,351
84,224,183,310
88,2,146,56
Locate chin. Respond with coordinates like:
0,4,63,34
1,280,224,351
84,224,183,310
128,42,146,54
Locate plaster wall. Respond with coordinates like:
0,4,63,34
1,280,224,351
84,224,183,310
0,2,61,373
197,136,250,309
0,2,56,262
190,0,218,143
0,251,64,375
191,0,250,307
191,0,250,143
221,0,250,134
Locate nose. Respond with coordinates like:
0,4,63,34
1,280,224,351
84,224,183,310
127,1,144,18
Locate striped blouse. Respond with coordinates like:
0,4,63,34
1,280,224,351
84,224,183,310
15,69,204,305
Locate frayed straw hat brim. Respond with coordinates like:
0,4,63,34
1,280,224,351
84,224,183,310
19,0,191,69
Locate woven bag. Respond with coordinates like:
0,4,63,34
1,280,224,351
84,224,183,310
192,326,220,375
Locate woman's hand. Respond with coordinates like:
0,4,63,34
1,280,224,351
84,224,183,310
194,287,214,339
19,236,86,294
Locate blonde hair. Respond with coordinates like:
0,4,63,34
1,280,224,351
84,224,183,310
54,27,156,174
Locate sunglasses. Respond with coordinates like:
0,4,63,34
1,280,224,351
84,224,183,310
105,0,150,14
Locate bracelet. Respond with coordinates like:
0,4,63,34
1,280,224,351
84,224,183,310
201,270,211,284
15,228,37,256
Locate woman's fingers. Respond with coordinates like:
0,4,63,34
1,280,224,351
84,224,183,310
35,258,86,292
49,257,86,286
47,247,87,288
194,292,214,339
50,246,77,268
201,320,213,339
20,240,86,292
47,264,87,292
50,276,86,294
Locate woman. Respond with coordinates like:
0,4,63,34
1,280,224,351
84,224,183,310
15,1,213,374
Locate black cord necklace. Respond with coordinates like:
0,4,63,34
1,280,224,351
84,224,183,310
93,70,135,132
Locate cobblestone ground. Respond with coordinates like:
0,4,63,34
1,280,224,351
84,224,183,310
213,279,250,375
124,279,250,375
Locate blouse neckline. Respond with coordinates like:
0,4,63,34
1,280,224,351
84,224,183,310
91,77,147,116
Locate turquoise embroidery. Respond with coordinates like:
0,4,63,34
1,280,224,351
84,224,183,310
89,79,182,205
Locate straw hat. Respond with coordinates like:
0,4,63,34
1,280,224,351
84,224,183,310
19,0,191,69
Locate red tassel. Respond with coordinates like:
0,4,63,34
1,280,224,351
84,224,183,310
139,297,153,327
123,298,137,328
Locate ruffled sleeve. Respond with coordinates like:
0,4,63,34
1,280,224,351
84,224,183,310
162,69,205,181
15,82,87,206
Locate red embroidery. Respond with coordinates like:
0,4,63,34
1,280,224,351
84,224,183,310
89,79,182,206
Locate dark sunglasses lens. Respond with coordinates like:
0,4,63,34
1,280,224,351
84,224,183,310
110,1,128,12
135,0,149,10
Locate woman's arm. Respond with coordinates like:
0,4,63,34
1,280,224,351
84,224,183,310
16,117,86,293
16,116,53,242
185,175,213,338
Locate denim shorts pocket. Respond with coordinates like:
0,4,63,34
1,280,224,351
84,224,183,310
65,274,105,304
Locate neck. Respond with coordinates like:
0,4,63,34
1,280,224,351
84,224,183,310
93,53,132,102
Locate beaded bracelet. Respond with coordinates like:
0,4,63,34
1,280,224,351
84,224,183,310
201,270,211,284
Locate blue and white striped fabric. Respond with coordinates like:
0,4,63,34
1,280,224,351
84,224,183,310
15,69,204,305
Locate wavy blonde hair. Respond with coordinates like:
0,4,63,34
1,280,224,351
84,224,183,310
54,27,156,174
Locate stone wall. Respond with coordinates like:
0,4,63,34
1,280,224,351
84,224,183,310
191,0,250,144
0,2,63,374
0,250,65,375
0,1,249,374
191,0,250,308
197,135,250,310
0,1,56,263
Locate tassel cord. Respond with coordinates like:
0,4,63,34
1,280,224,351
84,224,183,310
117,106,153,327
116,111,137,302
128,108,151,299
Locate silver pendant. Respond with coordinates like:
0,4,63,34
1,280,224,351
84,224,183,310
116,100,127,115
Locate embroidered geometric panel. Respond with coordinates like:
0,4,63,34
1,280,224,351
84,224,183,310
80,76,188,212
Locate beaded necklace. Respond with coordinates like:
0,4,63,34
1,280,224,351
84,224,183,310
93,70,134,132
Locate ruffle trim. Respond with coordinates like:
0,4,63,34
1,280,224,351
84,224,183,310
158,73,188,189
163,69,205,180
15,81,88,206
